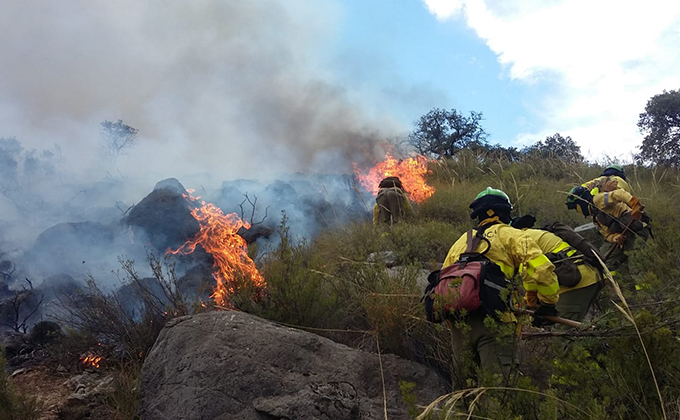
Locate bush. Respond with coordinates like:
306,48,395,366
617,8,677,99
246,156,680,418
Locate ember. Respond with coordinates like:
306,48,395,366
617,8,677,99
353,153,435,203
80,354,103,369
167,191,265,307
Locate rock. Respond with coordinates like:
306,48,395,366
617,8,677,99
24,221,118,277
236,224,273,244
124,180,200,252
415,269,432,293
153,178,188,195
65,371,115,407
0,330,28,359
368,250,399,267
139,311,446,420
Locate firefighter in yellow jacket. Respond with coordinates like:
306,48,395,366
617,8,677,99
372,176,413,226
442,188,560,376
511,216,602,322
582,164,631,194
566,182,650,269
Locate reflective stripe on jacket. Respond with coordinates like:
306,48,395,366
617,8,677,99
521,229,601,294
442,223,560,305
591,188,641,243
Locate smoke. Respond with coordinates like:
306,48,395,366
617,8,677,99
0,0,403,180
0,1,406,296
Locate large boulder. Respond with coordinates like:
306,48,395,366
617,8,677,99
139,311,446,420
124,178,199,252
25,221,118,278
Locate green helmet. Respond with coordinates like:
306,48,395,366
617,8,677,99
470,187,512,220
474,187,510,202
601,164,627,180
565,186,593,216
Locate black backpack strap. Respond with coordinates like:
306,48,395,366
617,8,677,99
460,225,493,264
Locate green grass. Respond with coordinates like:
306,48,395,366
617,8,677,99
238,154,680,418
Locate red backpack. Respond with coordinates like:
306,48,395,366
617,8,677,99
424,227,510,323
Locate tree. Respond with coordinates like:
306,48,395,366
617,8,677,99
523,133,583,163
100,119,138,164
408,108,487,158
637,89,680,166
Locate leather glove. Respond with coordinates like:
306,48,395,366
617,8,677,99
532,304,558,327
611,233,626,247
524,290,539,310
628,196,645,220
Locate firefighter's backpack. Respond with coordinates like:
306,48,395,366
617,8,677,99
423,227,510,323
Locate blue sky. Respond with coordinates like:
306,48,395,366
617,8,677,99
333,0,538,144
1,0,679,180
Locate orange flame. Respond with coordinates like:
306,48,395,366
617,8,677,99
167,192,265,307
353,154,435,203
80,354,102,369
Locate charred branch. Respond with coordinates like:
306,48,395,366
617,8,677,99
238,193,270,227
1,279,44,333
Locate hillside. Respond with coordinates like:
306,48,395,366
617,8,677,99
4,154,680,419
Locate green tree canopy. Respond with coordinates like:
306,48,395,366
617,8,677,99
637,89,680,166
408,108,487,158
523,133,583,164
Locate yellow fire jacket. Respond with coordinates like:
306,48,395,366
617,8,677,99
591,188,638,243
442,222,560,305
582,175,630,194
521,229,601,294
372,187,414,225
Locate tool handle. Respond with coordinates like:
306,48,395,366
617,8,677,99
514,308,582,328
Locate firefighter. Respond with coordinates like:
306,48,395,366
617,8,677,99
511,216,603,322
372,176,413,226
582,164,631,193
565,185,650,270
442,188,560,377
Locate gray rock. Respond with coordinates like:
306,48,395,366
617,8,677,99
367,251,399,267
139,311,446,420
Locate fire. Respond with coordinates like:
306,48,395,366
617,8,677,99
167,192,265,307
80,354,102,369
353,154,435,203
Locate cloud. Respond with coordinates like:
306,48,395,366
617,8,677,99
0,0,403,182
421,0,465,20
423,0,680,160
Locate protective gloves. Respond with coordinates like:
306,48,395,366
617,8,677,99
611,233,627,247
532,304,558,327
524,290,538,310
628,196,645,220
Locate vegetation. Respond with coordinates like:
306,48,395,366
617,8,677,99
408,108,488,158
229,150,680,419
637,89,680,167
100,119,138,165
4,98,680,418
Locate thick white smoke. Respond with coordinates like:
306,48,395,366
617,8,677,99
0,1,405,292
0,0,402,182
